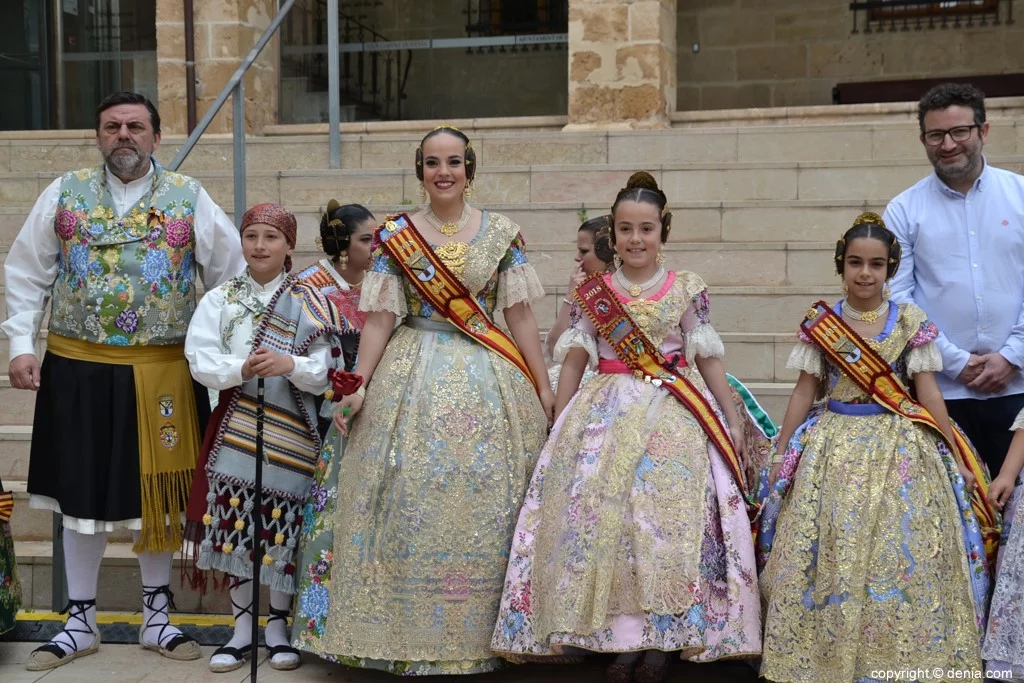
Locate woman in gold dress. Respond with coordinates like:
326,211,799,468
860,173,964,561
318,126,553,675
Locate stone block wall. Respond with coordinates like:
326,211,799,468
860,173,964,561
677,0,1024,111
568,0,677,128
156,0,279,135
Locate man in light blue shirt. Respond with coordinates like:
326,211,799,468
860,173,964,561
886,83,1024,478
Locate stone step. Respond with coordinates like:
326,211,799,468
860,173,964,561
0,367,803,487
14,540,271,614
0,198,889,248
0,425,32,480
6,480,131,543
0,244,838,326
537,284,839,333
1,118,1019,175
0,242,840,302
0,329,801,429
4,157,1022,213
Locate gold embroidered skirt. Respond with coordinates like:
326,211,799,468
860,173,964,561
759,410,983,682
321,323,547,670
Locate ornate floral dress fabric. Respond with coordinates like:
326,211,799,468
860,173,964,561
0,501,20,635
292,260,363,658
490,271,761,661
319,212,548,674
983,407,1024,679
758,302,985,682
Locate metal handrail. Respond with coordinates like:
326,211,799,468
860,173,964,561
167,0,299,224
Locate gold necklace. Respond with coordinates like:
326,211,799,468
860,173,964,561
615,266,665,298
844,299,889,324
426,204,471,237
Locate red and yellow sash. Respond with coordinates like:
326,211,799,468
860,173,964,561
801,301,1001,565
378,214,540,394
573,274,758,521
0,492,11,523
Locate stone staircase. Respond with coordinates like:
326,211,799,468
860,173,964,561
4,100,1024,613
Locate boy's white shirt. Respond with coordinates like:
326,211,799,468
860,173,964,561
185,269,332,395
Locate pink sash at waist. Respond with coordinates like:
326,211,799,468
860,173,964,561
598,357,688,375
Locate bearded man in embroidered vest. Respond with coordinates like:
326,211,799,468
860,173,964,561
2,91,245,671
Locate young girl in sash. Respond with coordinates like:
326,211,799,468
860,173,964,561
546,216,615,390
317,125,552,674
291,201,374,658
185,203,349,673
758,212,991,682
490,172,761,682
983,415,1024,679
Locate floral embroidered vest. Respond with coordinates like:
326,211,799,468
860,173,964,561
50,164,202,346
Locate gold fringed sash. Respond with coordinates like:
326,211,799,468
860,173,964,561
377,213,540,394
800,302,1001,568
46,335,200,553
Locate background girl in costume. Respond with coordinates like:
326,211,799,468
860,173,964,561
318,126,551,675
0,474,20,636
302,200,375,330
290,201,374,659
184,203,348,674
757,213,987,683
296,200,375,437
490,172,761,683
983,412,1024,679
545,215,615,390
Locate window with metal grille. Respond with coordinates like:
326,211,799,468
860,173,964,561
850,0,1012,32
465,0,568,37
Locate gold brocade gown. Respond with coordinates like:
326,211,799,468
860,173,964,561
319,212,548,675
759,302,985,682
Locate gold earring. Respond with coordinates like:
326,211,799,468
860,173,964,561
841,281,848,295
883,282,891,300
464,183,473,199
338,251,349,269
657,248,665,266
613,253,622,269
419,184,427,200
314,236,323,250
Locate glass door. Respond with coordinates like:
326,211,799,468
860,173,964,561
0,1,52,130
59,0,157,129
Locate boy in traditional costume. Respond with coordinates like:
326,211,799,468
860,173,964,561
185,203,351,673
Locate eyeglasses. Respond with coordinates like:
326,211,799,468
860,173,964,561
922,124,980,146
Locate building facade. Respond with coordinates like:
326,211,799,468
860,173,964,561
0,0,1020,134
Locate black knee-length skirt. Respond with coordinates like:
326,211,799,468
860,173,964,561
27,350,211,523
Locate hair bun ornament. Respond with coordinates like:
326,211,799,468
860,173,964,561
852,211,885,228
625,171,659,192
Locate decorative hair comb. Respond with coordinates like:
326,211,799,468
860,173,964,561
852,211,885,228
